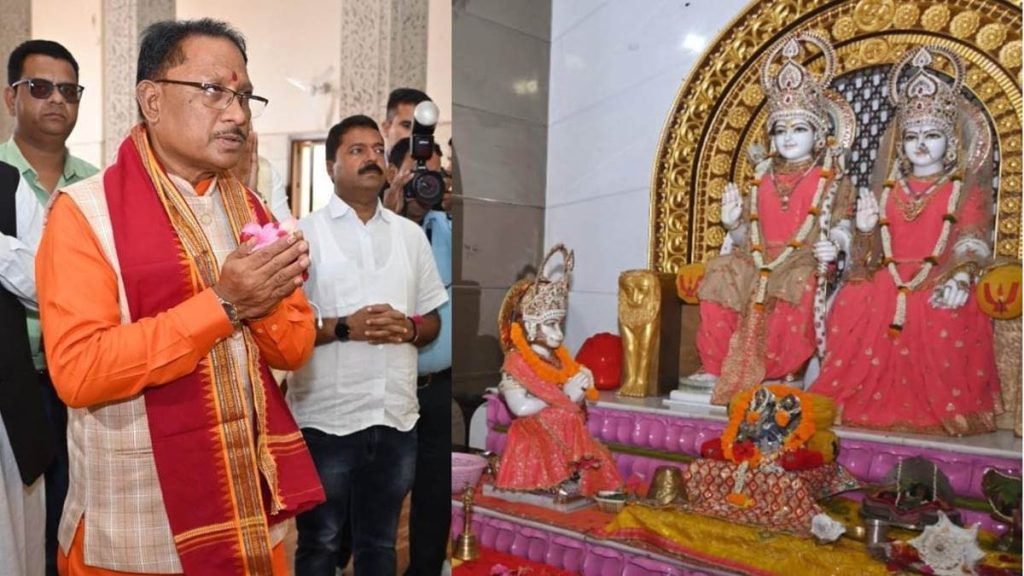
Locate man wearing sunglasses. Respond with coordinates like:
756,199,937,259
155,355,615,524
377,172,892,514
1,39,97,576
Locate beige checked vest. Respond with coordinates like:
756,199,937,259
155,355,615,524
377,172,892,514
56,174,286,573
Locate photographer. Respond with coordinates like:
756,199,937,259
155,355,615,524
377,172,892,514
381,87,431,152
383,134,452,575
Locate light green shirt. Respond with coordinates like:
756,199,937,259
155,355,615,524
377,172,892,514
0,138,99,370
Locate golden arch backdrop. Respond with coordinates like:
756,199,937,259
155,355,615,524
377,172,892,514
648,0,1022,271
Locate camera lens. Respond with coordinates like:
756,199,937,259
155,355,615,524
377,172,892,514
405,170,446,208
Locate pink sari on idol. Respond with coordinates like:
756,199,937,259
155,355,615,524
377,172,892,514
495,351,622,497
698,166,852,403
811,180,1000,435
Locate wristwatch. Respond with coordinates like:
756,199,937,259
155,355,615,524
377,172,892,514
334,316,351,342
217,295,242,330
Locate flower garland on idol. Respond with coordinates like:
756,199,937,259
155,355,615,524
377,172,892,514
747,149,840,314
510,322,600,401
878,165,962,336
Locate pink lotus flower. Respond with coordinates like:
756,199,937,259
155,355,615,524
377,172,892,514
240,218,298,250
239,219,307,280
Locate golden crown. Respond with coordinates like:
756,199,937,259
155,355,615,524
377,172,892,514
760,32,836,136
520,244,574,326
889,46,964,135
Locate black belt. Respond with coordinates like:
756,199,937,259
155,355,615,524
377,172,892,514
417,367,451,388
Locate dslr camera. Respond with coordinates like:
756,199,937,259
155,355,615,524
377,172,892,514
404,101,447,209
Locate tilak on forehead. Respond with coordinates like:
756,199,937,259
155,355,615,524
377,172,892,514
231,71,237,82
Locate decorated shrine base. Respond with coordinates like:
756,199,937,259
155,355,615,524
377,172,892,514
474,390,1022,574
682,460,858,536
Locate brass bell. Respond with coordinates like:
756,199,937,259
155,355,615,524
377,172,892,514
647,465,686,507
453,487,480,561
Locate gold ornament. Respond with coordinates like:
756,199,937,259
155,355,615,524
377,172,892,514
859,38,890,64
705,226,725,248
618,270,680,398
711,154,731,175
949,10,981,37
893,4,920,28
832,16,856,41
708,178,727,200
977,23,1007,52
999,41,1021,68
717,129,739,151
853,0,895,32
741,83,764,107
727,107,751,128
705,203,721,224
921,5,951,31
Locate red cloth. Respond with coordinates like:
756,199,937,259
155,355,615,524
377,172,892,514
494,352,621,496
810,181,999,435
454,547,575,576
104,133,324,574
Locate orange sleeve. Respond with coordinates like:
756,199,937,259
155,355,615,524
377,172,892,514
247,287,315,371
37,194,235,409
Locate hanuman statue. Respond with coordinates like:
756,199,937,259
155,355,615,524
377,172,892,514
495,244,622,496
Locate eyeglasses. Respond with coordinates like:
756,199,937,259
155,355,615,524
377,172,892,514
11,78,85,104
155,79,268,118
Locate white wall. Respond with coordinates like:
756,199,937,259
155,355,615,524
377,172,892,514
547,0,749,351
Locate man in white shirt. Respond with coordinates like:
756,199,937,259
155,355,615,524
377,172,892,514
0,160,52,576
290,115,447,576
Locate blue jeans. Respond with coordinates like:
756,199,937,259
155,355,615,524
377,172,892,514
295,425,417,576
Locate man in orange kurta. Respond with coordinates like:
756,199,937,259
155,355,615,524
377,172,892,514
36,19,324,576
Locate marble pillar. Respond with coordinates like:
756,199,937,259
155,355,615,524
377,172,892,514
0,0,31,142
339,0,429,119
102,0,174,164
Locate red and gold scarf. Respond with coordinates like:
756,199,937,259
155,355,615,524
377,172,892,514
104,125,324,575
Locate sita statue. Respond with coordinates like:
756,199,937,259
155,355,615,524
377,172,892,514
810,46,1001,436
683,32,861,404
494,244,622,497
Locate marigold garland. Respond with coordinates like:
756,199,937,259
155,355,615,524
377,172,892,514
509,322,580,385
720,384,817,468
